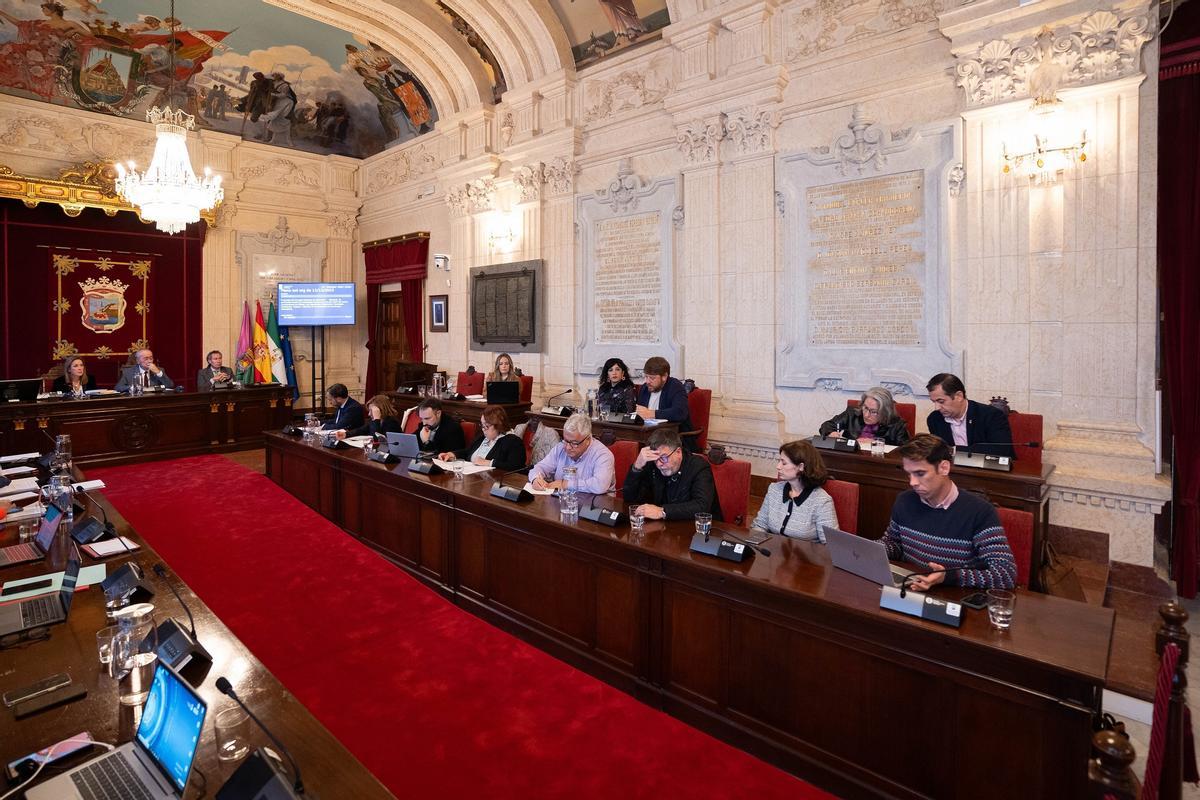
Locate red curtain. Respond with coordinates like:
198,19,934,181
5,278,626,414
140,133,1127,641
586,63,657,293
363,237,428,398
1160,9,1200,596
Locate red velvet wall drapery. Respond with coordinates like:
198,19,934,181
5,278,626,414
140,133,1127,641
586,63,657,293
363,237,428,398
1160,7,1200,596
0,201,204,390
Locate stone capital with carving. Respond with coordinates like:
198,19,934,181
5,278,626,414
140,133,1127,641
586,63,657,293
328,211,358,239
543,156,579,198
513,163,544,204
675,117,724,165
723,106,780,157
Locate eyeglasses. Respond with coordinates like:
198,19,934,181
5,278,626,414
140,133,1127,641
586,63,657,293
563,435,590,448
654,447,679,464
862,405,881,417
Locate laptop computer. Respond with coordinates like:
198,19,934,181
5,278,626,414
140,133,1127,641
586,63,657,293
27,662,207,800
0,497,66,567
0,554,80,635
486,380,520,404
384,431,421,459
0,378,41,403
824,526,911,588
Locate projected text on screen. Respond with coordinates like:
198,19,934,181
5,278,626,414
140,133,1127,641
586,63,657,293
277,283,357,326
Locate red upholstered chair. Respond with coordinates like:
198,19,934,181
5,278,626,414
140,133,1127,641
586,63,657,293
610,440,638,487
519,375,533,403
456,370,485,396
521,422,537,465
460,420,477,444
847,398,917,438
823,479,860,536
702,454,751,527
684,388,712,451
403,409,421,434
1007,411,1044,468
996,507,1034,588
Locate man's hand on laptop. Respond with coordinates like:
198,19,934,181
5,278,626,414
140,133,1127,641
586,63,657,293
905,561,946,592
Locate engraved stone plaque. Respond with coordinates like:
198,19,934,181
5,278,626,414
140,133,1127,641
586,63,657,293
469,260,542,352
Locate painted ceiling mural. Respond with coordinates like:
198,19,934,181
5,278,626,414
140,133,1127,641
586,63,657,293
550,0,670,66
0,0,438,158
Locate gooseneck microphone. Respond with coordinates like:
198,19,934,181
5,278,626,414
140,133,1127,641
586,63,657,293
215,676,305,796
721,529,772,558
151,563,212,674
898,558,988,598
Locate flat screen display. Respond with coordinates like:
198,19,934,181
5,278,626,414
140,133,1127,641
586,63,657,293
277,283,356,326
137,664,206,791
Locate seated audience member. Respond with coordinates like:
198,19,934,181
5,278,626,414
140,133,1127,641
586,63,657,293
52,356,96,397
635,357,694,440
750,440,838,542
622,428,721,521
439,404,525,470
925,373,1014,459
416,397,466,454
528,413,615,493
882,434,1016,591
196,350,234,391
818,386,911,446
486,352,521,382
597,357,637,414
114,348,175,392
320,383,364,431
338,394,403,439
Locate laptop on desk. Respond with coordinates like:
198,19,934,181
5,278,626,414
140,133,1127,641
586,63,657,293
0,498,67,568
384,431,421,459
27,662,207,800
486,380,520,404
824,526,911,588
0,554,80,635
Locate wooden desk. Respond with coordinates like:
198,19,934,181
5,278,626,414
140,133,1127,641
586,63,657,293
386,392,530,427
266,431,1111,799
0,472,391,798
0,386,292,467
820,448,1053,588
525,411,676,446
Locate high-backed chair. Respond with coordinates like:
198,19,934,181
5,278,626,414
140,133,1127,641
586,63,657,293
456,370,485,396
702,454,751,527
610,440,638,486
460,420,477,444
847,398,917,438
996,507,1034,588
1006,411,1044,468
823,479,860,536
519,375,533,403
684,388,712,451
403,410,421,434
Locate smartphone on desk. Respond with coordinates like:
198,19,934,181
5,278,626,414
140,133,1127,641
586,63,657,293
960,592,989,610
6,731,94,780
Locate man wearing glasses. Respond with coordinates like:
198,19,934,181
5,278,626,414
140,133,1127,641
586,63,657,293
622,428,722,521
529,413,615,492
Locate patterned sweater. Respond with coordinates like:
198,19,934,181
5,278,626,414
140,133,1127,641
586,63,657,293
882,488,1017,589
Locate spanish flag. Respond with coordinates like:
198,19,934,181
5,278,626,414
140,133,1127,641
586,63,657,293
252,301,271,383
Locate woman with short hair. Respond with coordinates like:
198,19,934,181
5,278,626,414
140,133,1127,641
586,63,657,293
818,386,910,445
439,404,526,470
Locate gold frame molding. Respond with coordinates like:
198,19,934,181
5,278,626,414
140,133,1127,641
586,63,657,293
0,161,218,226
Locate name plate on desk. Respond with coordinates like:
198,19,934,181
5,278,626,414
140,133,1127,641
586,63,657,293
689,533,752,563
811,435,859,452
407,460,444,475
603,412,642,426
579,506,624,527
366,450,396,464
490,483,533,503
952,451,1012,472
879,585,963,628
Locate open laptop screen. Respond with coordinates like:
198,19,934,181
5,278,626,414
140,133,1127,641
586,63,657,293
34,504,62,552
136,664,207,792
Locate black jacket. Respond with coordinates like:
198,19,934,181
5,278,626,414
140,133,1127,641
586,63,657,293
450,433,526,471
818,408,910,445
622,453,722,521
346,416,402,439
926,400,1015,459
418,415,466,454
598,380,637,414
323,397,365,431
52,375,96,394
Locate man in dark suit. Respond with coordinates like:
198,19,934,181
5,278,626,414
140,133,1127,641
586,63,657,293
196,350,234,391
925,373,1015,459
321,383,365,431
634,356,694,444
415,397,465,454
114,348,175,392
622,428,721,521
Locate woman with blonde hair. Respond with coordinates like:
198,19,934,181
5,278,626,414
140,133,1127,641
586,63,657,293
486,353,520,382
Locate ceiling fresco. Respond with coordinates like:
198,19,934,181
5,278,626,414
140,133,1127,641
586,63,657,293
0,0,439,158
549,0,670,66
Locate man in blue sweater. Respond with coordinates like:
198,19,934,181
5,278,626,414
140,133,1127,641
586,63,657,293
883,433,1017,591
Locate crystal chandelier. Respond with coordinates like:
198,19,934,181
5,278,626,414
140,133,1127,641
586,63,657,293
114,0,221,234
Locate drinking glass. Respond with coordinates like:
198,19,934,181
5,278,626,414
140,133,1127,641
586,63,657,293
111,603,158,705
129,381,143,397
215,706,251,762
17,524,32,543
451,462,464,481
987,590,1016,630
95,625,121,666
871,438,887,458
561,467,579,517
628,505,645,534
694,512,712,539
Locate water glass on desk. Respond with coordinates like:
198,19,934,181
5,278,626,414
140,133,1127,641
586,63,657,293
215,706,251,762
695,512,712,539
628,505,645,534
111,603,158,705
451,461,464,481
871,438,887,458
987,590,1015,630
561,467,579,517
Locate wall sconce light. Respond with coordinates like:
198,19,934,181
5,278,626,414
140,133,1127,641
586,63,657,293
433,253,450,271
488,227,515,253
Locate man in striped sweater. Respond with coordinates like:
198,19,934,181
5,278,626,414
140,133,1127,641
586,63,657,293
882,433,1017,591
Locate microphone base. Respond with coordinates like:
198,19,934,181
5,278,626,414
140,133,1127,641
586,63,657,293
810,435,859,452
490,483,533,503
688,533,752,563
879,585,963,628
217,747,302,800
155,617,213,682
952,450,1013,472
579,505,624,527
407,460,444,476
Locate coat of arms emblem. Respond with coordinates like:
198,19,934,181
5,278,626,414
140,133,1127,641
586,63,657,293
78,276,129,333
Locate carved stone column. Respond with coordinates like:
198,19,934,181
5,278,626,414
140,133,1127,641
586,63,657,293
201,202,239,360
322,210,360,394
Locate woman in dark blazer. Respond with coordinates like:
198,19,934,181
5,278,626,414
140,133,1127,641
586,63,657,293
818,386,910,445
340,394,403,439
596,357,637,414
52,356,96,397
438,404,525,471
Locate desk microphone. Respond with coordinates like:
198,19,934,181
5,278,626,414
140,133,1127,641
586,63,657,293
152,563,211,675
543,388,574,405
721,529,771,558
215,676,305,796
69,487,119,545
578,490,625,527
490,466,533,503
898,558,988,598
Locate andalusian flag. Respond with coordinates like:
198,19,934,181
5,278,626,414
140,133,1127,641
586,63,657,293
265,302,285,384
234,301,255,384
252,301,271,383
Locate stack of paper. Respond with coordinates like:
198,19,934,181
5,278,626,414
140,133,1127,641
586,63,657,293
0,477,39,495
433,459,493,475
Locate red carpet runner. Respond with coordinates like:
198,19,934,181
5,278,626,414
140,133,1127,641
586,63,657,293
91,456,834,800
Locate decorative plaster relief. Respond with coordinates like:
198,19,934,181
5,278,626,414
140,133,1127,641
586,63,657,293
543,157,579,197
675,117,722,165
238,158,321,189
954,9,1153,107
328,212,358,239
582,65,671,124
724,106,781,157
948,163,965,197
445,176,497,216
513,163,544,203
784,0,945,62
595,159,645,213
364,144,437,196
807,104,916,176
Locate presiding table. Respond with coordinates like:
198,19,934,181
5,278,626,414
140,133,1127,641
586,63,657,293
266,431,1112,799
0,467,391,798
0,385,292,467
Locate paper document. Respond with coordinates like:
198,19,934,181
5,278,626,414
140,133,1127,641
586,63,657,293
0,565,108,601
343,435,372,449
70,480,106,492
83,538,140,557
522,482,555,496
3,492,39,504
464,395,486,402
4,503,43,523
432,459,493,475
85,389,119,396
0,466,35,477
643,418,666,426
0,452,39,464
0,477,39,495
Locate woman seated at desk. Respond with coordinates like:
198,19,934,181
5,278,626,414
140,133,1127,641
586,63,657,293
487,352,522,382
597,357,637,414
52,356,96,397
438,404,526,470
750,439,839,542
818,386,910,446
337,394,402,439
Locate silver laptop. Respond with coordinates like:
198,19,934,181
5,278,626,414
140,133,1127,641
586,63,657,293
824,526,910,587
0,499,63,567
385,431,421,459
28,662,207,800
0,554,80,635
